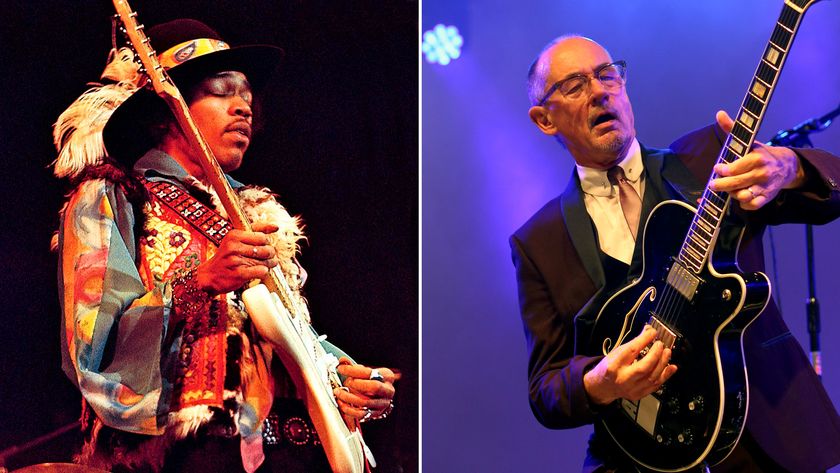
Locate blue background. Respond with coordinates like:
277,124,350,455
422,1,840,471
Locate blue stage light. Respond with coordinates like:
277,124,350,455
422,24,463,65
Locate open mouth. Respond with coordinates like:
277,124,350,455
591,111,617,128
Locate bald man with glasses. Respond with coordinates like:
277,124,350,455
510,35,840,472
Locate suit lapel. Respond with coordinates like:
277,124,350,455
558,146,705,289
653,145,705,204
560,169,606,289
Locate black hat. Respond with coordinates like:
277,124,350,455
103,19,283,162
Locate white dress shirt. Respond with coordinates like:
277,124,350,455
575,139,644,265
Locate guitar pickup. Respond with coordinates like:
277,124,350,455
666,261,701,301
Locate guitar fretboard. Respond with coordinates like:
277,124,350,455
677,0,812,274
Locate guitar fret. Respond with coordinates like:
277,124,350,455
720,148,740,165
731,121,752,145
681,251,702,270
738,110,757,131
694,216,714,235
751,79,770,100
729,138,747,156
694,212,714,228
764,44,783,68
786,0,807,13
685,244,706,263
748,91,766,107
686,231,706,249
687,241,707,259
694,215,715,233
770,24,793,50
705,200,723,216
776,21,793,34
701,199,720,214
756,61,778,86
702,204,721,220
688,229,709,245
701,214,719,231
683,245,704,265
691,228,713,246
779,5,799,29
743,95,764,117
681,240,702,258
689,232,710,249
768,40,787,54
707,190,726,207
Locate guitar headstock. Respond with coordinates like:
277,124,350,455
111,0,181,101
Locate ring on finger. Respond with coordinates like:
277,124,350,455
747,187,762,199
252,247,258,257
369,368,385,383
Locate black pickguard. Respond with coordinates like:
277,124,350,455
583,200,769,472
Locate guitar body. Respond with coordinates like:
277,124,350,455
585,200,770,472
242,283,367,473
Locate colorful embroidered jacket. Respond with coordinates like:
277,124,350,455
57,150,339,454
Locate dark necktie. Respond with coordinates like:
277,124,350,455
608,166,641,240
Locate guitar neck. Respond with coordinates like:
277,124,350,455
677,0,813,274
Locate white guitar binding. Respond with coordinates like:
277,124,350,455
242,281,370,473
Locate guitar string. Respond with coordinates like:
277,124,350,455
637,7,791,345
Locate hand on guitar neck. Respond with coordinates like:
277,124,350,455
710,110,807,211
334,357,398,422
195,222,281,295
583,325,678,406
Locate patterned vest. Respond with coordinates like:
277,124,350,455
137,180,273,426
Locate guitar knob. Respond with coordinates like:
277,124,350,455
677,429,694,445
687,396,704,413
655,432,672,446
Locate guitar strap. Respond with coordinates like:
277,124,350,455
142,177,373,471
142,177,232,247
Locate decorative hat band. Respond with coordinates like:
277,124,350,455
158,38,231,69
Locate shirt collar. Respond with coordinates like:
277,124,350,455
133,148,244,188
576,138,642,197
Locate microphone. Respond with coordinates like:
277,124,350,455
767,102,840,147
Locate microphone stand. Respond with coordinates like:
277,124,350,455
766,102,840,380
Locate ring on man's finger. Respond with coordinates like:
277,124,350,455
369,368,385,383
747,187,762,200
252,247,258,257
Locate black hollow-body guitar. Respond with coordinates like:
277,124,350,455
581,1,822,471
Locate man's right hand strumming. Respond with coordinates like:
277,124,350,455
583,324,678,406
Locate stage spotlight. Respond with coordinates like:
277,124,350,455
422,24,463,65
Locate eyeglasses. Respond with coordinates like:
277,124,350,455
537,60,627,106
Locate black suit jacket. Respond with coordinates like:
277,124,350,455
510,124,840,472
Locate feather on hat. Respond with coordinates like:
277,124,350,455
53,19,283,177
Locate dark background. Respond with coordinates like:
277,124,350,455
0,1,417,471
